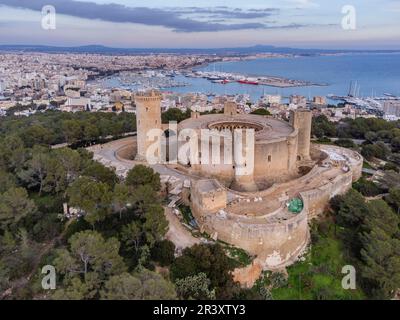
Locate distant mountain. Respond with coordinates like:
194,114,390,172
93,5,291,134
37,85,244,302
0,44,399,55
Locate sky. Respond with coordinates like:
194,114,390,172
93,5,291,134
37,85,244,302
0,0,399,49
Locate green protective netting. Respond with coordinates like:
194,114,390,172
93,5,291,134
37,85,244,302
288,198,303,214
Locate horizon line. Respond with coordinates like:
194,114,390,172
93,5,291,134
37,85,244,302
1,44,400,52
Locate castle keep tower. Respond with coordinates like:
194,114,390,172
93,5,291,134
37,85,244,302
224,101,238,116
134,90,162,162
290,109,312,161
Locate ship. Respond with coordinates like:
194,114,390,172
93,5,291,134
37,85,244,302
237,79,259,85
206,75,221,81
212,79,231,84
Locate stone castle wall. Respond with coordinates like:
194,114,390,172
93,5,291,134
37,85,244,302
188,130,300,190
191,184,309,269
303,145,363,218
175,112,309,192
253,135,298,182
191,180,227,215
189,144,363,269
301,170,353,218
290,110,312,161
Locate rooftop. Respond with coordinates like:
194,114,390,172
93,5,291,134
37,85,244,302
179,114,295,142
195,179,223,193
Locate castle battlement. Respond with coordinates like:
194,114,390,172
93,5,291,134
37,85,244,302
134,90,162,102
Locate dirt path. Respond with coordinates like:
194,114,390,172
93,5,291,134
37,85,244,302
164,208,200,250
365,193,389,202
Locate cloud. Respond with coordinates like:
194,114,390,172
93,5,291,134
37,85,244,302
167,7,279,19
285,0,319,9
0,0,298,32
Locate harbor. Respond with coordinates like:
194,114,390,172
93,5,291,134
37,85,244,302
182,70,327,88
328,81,400,114
97,69,328,91
95,70,190,91
92,54,400,106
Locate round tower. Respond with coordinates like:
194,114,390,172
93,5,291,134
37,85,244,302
134,90,162,162
231,127,258,192
290,109,312,161
224,101,238,116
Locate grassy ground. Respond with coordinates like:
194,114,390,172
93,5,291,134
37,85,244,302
362,161,375,170
271,219,365,300
178,205,195,225
224,245,253,268
313,137,334,145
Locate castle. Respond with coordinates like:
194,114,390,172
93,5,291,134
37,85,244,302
99,90,363,271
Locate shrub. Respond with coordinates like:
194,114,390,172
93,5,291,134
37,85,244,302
150,240,176,267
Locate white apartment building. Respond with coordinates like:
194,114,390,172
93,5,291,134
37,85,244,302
383,101,400,117
61,97,92,112
262,94,281,105
289,95,307,108
190,104,213,113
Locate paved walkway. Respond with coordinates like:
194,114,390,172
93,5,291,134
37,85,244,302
88,137,189,182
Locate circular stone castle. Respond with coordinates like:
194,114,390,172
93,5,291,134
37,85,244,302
177,111,310,192
92,90,363,271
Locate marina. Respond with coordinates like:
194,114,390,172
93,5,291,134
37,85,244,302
328,81,400,113
93,53,400,104
95,70,190,91
181,70,326,88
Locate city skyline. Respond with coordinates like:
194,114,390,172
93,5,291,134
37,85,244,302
0,0,400,49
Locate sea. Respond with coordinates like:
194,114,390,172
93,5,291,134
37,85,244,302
105,52,400,102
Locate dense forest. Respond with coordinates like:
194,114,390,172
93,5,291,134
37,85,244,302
0,111,264,300
0,111,137,147
312,115,400,163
